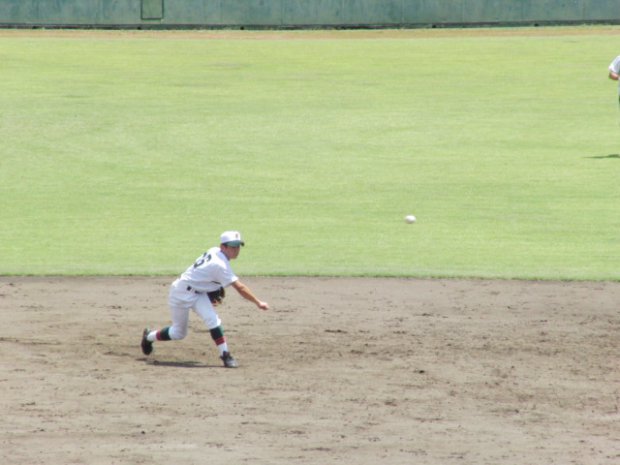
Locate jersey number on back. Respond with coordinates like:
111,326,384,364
193,253,212,268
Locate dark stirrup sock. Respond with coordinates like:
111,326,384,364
209,326,226,346
157,327,172,341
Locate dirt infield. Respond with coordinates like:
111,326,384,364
1,277,618,464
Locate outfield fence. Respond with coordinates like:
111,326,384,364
1,0,620,29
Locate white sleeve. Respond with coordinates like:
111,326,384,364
215,260,238,287
220,270,238,288
609,56,620,73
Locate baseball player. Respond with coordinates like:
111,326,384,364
141,231,269,368
609,55,620,104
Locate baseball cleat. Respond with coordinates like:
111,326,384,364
220,351,238,368
141,328,153,356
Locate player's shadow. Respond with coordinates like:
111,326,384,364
586,154,620,159
144,359,221,368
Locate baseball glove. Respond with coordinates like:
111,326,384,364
207,286,225,305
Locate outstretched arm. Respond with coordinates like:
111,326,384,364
232,280,269,311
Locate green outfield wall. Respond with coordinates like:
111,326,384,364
0,0,619,28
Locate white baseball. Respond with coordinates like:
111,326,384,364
405,215,416,224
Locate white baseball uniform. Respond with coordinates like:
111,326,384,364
609,56,620,96
166,246,239,340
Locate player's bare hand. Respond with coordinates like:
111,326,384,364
257,301,269,311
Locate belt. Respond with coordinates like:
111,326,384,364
186,286,206,295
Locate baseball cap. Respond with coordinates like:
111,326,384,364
220,230,245,247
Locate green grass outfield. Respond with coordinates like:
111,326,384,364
1,27,619,279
